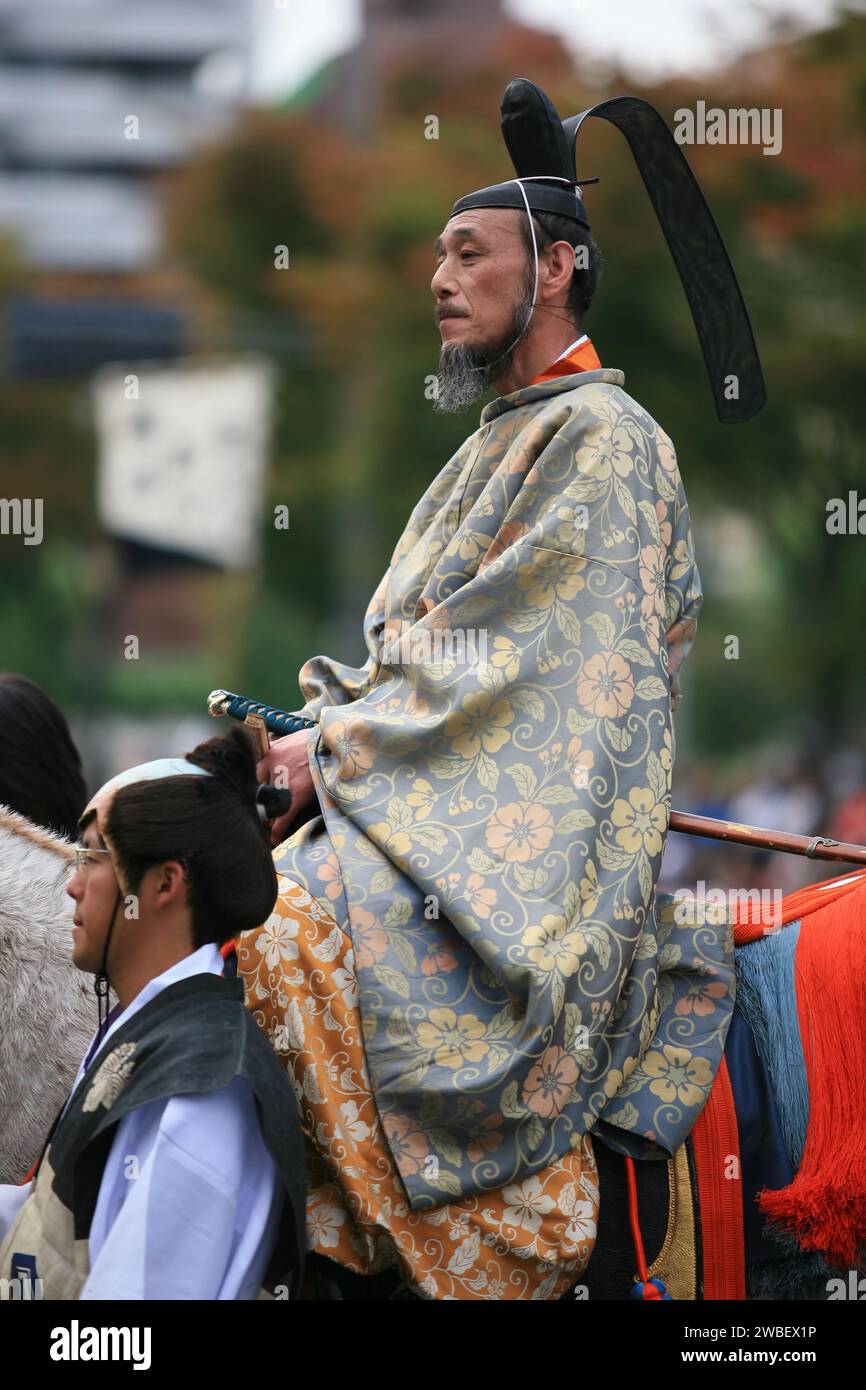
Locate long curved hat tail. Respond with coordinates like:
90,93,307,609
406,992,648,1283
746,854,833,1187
474,79,767,423
562,94,766,423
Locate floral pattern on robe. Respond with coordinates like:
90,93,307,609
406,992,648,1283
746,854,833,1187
276,367,734,1209
239,875,599,1299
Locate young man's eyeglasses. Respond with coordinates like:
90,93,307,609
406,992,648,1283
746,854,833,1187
72,844,192,878
72,844,113,874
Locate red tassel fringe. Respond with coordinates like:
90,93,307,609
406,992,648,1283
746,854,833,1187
755,882,866,1270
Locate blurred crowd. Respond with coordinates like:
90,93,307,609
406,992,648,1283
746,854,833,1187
662,743,866,898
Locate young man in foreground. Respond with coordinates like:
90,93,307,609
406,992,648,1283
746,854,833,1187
0,727,306,1300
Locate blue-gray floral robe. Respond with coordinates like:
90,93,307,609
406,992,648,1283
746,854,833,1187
276,365,734,1209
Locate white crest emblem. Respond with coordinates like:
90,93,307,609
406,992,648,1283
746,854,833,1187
82,1042,138,1113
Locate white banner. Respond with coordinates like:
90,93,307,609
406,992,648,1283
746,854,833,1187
93,355,274,569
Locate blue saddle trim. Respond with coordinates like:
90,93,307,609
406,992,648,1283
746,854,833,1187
724,1002,796,1263
734,923,809,1170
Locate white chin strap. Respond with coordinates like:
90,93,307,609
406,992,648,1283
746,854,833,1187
513,178,539,337
504,177,579,353
462,177,578,372
477,178,540,370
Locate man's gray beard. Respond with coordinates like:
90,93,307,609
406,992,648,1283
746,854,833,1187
433,293,533,414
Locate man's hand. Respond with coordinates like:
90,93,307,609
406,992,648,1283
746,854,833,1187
256,730,316,846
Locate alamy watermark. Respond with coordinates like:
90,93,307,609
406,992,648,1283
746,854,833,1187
674,101,782,157
826,491,866,534
383,621,488,666
0,1274,44,1299
0,497,43,545
674,880,782,930
827,1271,866,1299
49,1321,151,1370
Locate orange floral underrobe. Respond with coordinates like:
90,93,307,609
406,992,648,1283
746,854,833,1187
237,874,599,1300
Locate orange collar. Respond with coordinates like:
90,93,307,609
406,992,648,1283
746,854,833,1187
532,336,601,385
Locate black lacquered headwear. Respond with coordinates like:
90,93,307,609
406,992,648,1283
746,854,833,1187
450,79,766,423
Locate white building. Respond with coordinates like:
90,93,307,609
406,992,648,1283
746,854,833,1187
0,0,253,273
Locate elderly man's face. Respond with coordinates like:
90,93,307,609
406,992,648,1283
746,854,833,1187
430,209,534,411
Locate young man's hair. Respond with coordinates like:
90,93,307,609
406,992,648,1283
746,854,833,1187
519,212,603,328
0,672,88,841
105,726,278,949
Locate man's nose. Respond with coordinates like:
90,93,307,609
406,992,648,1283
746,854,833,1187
431,259,454,296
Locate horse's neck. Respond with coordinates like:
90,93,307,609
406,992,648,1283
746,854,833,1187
0,805,73,868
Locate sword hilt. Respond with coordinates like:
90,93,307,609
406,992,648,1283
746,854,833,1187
207,690,317,739
208,690,317,829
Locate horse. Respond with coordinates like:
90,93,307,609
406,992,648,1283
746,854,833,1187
0,806,93,1185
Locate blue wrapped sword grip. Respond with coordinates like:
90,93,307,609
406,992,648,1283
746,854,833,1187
207,689,317,738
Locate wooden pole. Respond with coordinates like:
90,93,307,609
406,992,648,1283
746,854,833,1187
669,810,866,866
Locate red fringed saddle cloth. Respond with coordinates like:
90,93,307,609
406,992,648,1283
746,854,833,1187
693,870,866,1295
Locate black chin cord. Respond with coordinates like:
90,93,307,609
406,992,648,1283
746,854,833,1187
93,888,123,1049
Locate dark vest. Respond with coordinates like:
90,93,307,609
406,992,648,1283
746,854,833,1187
1,971,306,1299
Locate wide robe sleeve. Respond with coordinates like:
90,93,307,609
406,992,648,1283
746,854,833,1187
294,436,483,725
307,380,733,1205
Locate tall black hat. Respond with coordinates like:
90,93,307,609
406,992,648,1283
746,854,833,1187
451,79,766,423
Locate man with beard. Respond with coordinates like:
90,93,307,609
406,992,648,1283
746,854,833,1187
431,196,601,413
244,80,765,1297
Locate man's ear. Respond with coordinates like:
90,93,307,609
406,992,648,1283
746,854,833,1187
153,859,189,908
541,239,576,300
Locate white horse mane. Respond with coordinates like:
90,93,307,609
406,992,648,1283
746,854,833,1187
0,805,94,1183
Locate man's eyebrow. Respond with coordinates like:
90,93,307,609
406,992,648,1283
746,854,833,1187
434,226,484,257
